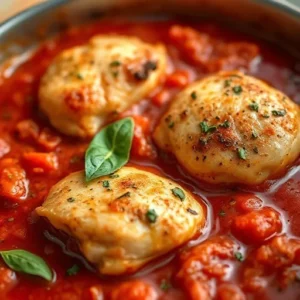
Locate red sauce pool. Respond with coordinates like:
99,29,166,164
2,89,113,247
0,18,299,300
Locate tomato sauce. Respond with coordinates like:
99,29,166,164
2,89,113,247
0,18,299,300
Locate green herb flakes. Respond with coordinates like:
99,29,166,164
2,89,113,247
146,209,158,223
171,187,185,201
272,110,286,117
232,86,243,95
66,264,80,276
67,197,75,203
109,174,119,179
234,252,244,262
224,79,231,88
251,131,258,139
199,121,217,134
160,279,171,291
76,73,84,80
219,120,230,128
237,148,247,160
102,180,110,188
190,91,197,100
110,60,121,67
168,121,175,129
248,102,259,112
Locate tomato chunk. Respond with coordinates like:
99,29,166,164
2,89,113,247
169,25,259,72
37,128,61,151
151,89,171,107
0,159,28,202
176,236,240,299
131,116,156,158
15,119,39,142
22,152,58,173
231,207,282,244
0,267,16,297
234,194,263,213
242,235,300,292
165,70,190,88
110,280,157,300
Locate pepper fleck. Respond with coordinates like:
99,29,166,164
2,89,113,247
116,192,131,199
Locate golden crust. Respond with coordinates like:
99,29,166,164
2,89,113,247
36,166,205,275
154,71,300,185
39,35,167,137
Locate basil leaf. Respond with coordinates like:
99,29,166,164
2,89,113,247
85,117,134,181
0,249,52,281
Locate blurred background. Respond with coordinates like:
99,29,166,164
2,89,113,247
0,0,299,22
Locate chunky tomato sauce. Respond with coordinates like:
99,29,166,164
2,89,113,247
0,18,300,300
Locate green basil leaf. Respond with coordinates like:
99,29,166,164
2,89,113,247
0,249,52,281
85,117,134,181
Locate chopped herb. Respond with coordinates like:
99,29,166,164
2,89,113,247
219,120,230,128
253,146,259,154
224,79,231,88
160,279,171,291
66,264,80,276
199,121,217,134
168,121,174,129
146,209,158,223
109,60,121,67
237,148,247,160
219,210,226,217
190,91,197,100
248,102,259,112
76,73,84,80
102,180,110,188
251,131,258,139
187,208,198,215
272,110,286,117
67,197,75,203
215,116,220,120
116,191,131,199
109,174,119,179
234,252,244,262
232,86,243,95
262,114,270,118
171,187,185,201
112,71,119,78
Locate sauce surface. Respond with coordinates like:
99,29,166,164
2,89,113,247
0,18,300,300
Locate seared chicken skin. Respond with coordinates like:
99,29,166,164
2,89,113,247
36,166,204,275
154,71,300,185
39,35,167,137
